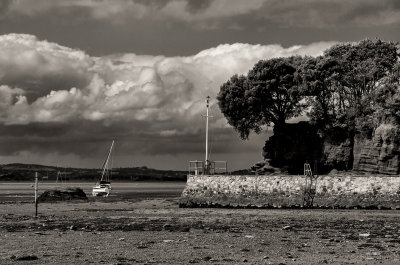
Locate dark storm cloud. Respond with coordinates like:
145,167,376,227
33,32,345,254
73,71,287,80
339,0,400,26
6,0,400,27
0,120,145,157
0,120,267,164
185,0,213,13
132,0,168,8
245,0,400,29
0,0,11,17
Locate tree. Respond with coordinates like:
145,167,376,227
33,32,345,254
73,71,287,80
323,39,399,119
298,39,399,136
367,62,400,127
297,56,343,126
217,74,263,139
218,56,306,139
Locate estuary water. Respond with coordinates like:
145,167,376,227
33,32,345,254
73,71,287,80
0,181,186,202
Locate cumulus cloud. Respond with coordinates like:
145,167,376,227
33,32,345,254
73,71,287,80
0,34,335,126
0,34,93,100
0,33,335,168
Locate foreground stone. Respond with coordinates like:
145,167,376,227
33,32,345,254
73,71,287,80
38,187,88,202
11,255,39,261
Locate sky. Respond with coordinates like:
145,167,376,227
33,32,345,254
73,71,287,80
0,0,399,171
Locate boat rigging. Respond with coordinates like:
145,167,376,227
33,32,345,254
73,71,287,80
92,140,115,197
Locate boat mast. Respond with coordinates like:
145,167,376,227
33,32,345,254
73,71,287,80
205,96,210,170
100,140,114,181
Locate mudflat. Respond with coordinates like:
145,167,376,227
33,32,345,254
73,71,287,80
1,182,400,264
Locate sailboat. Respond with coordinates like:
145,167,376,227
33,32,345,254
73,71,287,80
92,140,115,197
55,168,67,185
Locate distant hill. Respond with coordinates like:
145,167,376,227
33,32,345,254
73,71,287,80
0,163,187,181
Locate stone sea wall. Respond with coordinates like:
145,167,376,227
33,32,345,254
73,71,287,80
179,174,400,209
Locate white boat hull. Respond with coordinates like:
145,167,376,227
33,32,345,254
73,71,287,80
92,186,110,197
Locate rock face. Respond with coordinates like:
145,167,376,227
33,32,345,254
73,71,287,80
263,122,323,173
263,121,400,174
353,123,400,175
321,137,353,171
263,122,354,173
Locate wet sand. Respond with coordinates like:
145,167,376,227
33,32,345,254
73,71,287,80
1,182,400,264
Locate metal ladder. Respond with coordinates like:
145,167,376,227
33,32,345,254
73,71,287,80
303,162,317,207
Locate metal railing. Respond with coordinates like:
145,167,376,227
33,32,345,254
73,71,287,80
189,160,228,175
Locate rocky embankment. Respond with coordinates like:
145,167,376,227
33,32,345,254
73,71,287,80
353,123,400,175
263,121,400,175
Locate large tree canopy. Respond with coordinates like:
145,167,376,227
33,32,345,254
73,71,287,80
218,39,399,143
304,39,399,135
217,56,306,139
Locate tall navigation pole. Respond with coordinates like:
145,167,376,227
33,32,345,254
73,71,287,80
205,96,210,166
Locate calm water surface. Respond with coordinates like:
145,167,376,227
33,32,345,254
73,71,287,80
0,181,186,201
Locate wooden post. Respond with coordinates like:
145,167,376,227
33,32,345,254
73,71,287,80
34,172,38,217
